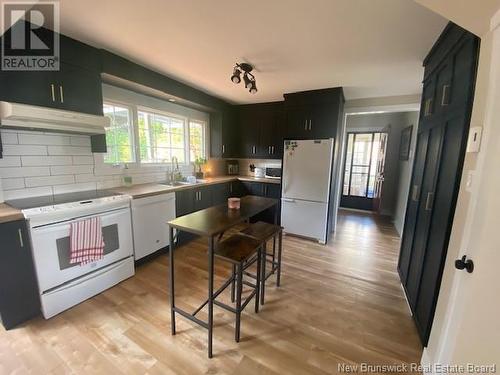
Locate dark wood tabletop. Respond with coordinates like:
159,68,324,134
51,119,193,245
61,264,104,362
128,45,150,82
168,195,278,236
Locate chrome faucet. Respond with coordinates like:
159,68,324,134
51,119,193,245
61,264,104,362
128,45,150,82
170,156,181,183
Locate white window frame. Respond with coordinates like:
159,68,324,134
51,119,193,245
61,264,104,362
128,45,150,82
102,98,209,166
102,100,137,166
188,119,208,164
136,106,190,165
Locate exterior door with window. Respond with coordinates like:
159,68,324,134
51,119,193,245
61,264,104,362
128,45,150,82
341,132,386,211
372,132,388,213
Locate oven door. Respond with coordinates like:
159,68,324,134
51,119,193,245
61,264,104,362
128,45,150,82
30,207,133,293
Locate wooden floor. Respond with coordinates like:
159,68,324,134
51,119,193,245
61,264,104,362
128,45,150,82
0,210,422,374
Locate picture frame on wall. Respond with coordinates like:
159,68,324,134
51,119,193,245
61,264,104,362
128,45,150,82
399,125,413,161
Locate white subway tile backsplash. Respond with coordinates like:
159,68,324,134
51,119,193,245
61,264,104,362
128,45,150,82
0,156,22,167
96,179,122,189
1,178,25,190
53,182,97,195
0,129,217,199
18,133,71,145
2,144,48,156
48,145,92,156
0,166,50,178
74,174,118,183
72,156,95,165
3,186,53,200
25,175,75,188
70,136,91,146
21,156,73,166
0,131,18,144
50,165,94,176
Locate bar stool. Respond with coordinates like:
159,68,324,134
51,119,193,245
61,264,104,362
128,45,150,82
240,221,283,305
213,234,262,342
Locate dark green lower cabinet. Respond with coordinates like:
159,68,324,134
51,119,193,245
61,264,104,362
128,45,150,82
0,220,40,329
174,180,282,244
211,183,229,206
241,181,281,224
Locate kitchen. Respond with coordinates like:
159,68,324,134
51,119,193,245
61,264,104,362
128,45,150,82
1,1,498,373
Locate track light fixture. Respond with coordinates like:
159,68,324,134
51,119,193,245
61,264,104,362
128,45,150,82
230,62,258,94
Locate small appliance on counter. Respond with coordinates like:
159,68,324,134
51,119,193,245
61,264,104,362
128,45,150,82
226,160,239,175
265,166,282,179
254,167,266,178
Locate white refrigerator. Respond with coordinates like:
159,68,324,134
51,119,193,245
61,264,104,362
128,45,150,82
281,139,334,244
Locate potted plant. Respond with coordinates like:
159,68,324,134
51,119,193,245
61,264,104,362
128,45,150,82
193,157,207,179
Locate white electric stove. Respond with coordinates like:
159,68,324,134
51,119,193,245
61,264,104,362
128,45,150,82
6,190,135,318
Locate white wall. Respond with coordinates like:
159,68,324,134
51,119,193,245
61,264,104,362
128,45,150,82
393,111,420,235
344,111,418,217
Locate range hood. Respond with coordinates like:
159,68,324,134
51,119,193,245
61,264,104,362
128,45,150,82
0,101,109,135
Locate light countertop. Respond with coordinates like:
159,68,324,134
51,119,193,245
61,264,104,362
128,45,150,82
0,175,281,222
0,203,24,224
109,175,281,199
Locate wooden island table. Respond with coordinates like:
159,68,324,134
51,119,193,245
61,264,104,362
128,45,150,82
167,195,279,358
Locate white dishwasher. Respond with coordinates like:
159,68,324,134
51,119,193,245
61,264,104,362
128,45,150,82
131,192,176,260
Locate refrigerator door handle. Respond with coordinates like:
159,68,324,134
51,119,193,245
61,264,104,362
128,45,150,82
282,198,296,203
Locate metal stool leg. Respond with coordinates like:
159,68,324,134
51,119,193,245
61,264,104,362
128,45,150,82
230,264,236,303
255,246,262,313
277,230,283,287
272,235,276,274
235,264,243,343
260,242,266,305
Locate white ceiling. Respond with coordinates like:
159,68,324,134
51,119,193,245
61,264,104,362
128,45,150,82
55,0,447,104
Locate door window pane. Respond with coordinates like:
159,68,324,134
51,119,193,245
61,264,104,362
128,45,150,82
342,132,385,198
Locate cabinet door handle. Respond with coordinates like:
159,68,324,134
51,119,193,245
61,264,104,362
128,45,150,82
222,144,225,154
424,98,433,116
199,191,202,200
50,84,55,102
411,185,419,201
304,120,308,130
425,192,434,211
59,85,64,103
18,228,24,247
253,145,256,154
441,84,450,106
309,119,312,130
271,146,275,154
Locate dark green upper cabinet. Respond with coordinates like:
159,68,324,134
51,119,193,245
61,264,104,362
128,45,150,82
54,63,103,115
0,63,103,115
233,102,284,159
283,88,344,140
237,105,261,157
258,102,284,158
210,107,237,158
0,28,103,116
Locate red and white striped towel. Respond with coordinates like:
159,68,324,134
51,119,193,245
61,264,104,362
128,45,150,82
70,217,105,265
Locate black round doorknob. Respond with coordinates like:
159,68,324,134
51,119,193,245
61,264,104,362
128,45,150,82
455,255,474,273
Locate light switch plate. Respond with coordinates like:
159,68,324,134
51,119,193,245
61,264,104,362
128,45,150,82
466,127,482,153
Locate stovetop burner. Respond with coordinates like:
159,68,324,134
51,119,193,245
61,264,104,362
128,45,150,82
6,190,121,210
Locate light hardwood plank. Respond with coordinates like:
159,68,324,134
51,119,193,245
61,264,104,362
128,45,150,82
0,210,422,374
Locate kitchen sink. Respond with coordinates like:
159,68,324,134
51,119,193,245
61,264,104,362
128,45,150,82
160,179,207,187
